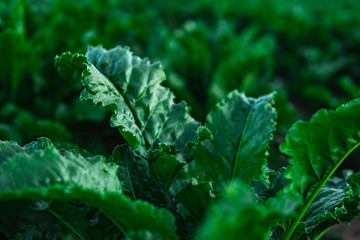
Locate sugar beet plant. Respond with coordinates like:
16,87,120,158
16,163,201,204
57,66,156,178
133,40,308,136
1,46,360,240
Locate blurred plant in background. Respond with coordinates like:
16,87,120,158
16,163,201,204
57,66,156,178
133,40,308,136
1,0,360,163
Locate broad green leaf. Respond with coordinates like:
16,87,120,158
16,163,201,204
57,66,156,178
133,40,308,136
55,47,211,158
192,90,276,193
151,154,185,192
0,199,120,239
175,180,216,221
195,180,284,240
109,145,184,208
301,174,351,235
47,201,122,240
280,99,360,240
287,172,360,240
0,138,178,240
109,145,168,208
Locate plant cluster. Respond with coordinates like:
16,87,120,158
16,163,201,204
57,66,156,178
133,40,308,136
1,0,360,239
1,45,360,240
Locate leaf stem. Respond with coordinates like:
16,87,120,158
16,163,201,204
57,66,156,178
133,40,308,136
283,141,360,240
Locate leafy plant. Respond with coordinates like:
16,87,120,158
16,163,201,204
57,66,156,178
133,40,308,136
1,45,360,239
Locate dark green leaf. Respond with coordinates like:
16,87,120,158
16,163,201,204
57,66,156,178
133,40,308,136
175,180,215,221
109,145,168,208
151,154,185,192
0,138,178,240
280,99,360,240
195,180,284,240
192,91,277,193
288,172,360,240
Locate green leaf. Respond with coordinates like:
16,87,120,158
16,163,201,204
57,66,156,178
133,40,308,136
283,171,360,240
0,138,178,240
55,46,210,158
55,52,88,79
175,180,216,221
151,154,185,192
192,91,277,193
0,140,23,164
47,201,122,240
302,174,350,234
280,98,360,240
195,180,284,240
109,145,168,208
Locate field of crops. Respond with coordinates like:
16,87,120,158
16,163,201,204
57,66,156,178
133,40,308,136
1,0,360,239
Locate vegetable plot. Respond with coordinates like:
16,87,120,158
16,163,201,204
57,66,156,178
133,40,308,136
1,46,360,239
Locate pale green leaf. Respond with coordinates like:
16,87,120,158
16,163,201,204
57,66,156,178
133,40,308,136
55,47,210,158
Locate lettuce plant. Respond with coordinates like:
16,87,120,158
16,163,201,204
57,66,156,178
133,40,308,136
1,46,360,239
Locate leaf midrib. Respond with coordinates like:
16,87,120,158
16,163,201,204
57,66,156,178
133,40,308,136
88,63,148,148
125,149,136,200
48,208,89,240
230,99,254,183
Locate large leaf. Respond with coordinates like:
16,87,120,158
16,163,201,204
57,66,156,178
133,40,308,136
291,172,360,240
301,173,352,234
192,90,276,193
280,98,360,240
151,154,185,192
195,180,284,240
109,144,184,208
0,138,178,240
55,47,211,158
175,180,216,221
109,145,168,208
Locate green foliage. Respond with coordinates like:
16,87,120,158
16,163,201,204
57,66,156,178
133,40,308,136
2,0,360,239
3,45,360,239
0,138,178,239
